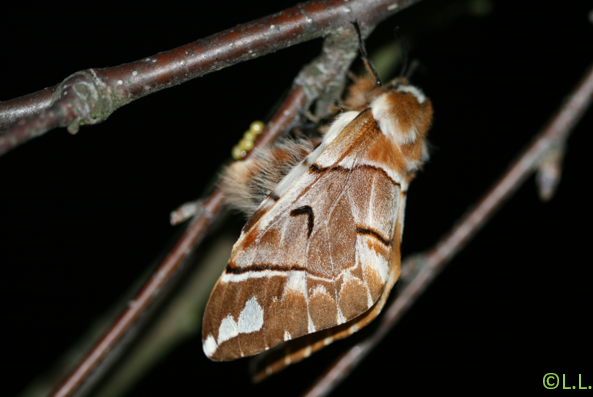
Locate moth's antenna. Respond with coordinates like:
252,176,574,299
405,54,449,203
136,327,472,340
352,20,382,86
394,26,409,83
405,59,420,80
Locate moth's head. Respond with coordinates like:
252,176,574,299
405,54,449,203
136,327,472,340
348,21,432,164
370,79,433,169
376,76,432,125
386,77,429,109
343,57,428,114
384,76,429,110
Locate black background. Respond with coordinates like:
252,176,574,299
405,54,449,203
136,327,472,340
3,1,593,396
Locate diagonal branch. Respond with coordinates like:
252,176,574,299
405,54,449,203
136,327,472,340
0,0,420,156
301,60,593,397
49,87,305,397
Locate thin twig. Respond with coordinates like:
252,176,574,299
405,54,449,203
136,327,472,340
0,0,420,156
302,61,593,397
49,189,222,397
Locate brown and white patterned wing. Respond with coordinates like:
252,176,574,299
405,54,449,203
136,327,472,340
251,185,407,381
203,109,406,361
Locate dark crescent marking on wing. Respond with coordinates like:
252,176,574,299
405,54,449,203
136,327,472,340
290,205,314,238
355,225,392,246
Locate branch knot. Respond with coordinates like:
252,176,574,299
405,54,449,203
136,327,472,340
51,70,114,134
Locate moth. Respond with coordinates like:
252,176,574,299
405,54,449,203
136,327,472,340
202,24,433,379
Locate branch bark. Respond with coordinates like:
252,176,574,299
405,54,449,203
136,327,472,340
0,0,420,156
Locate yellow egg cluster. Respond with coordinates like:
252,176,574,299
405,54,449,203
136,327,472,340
232,121,265,160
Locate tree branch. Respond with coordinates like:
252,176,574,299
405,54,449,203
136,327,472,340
0,0,420,156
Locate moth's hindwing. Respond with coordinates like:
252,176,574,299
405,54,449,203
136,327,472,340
203,108,406,361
